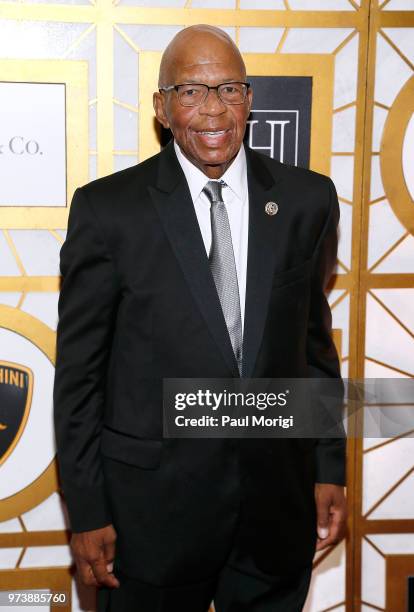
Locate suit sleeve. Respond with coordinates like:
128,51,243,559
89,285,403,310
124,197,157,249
307,178,346,486
54,187,120,532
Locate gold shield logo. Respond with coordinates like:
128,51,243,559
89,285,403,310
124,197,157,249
0,361,33,466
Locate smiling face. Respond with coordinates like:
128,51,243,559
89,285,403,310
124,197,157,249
153,26,252,179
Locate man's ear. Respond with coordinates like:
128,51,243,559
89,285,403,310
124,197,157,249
153,92,170,129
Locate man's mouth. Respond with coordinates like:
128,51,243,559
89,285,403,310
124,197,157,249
195,129,229,136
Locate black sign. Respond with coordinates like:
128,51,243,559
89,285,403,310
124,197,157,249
245,76,312,168
0,364,31,463
409,576,414,611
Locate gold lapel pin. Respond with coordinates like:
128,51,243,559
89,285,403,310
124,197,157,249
265,201,278,216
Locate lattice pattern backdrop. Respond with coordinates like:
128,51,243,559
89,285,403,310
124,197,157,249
0,1,413,610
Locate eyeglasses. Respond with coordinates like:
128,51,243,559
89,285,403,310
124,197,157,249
159,82,250,107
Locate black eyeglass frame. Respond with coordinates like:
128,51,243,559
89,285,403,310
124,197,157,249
158,81,251,106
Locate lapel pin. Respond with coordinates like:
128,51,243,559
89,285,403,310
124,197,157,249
265,201,278,216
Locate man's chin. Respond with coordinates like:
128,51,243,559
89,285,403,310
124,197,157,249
200,150,239,168
201,156,238,179
177,144,240,177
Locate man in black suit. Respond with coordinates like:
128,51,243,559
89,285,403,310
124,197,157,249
54,24,346,612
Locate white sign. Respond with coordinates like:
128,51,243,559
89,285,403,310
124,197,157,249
0,82,66,206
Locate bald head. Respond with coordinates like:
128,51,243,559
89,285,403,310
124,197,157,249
158,25,246,88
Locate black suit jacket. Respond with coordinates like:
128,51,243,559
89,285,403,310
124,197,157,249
54,142,345,586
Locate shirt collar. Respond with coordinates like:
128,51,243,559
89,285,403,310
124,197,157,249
174,140,247,203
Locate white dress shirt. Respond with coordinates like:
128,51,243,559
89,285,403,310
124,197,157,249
174,141,249,335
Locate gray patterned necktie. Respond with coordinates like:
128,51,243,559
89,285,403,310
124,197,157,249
203,180,243,374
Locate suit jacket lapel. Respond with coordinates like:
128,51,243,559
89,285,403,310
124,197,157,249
148,142,239,376
242,148,285,378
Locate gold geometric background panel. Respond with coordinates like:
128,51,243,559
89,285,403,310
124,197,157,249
380,75,414,236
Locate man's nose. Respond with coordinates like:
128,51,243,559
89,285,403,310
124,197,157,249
199,88,226,115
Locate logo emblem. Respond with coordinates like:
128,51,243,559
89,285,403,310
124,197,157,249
246,112,298,163
0,361,33,466
265,201,278,216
